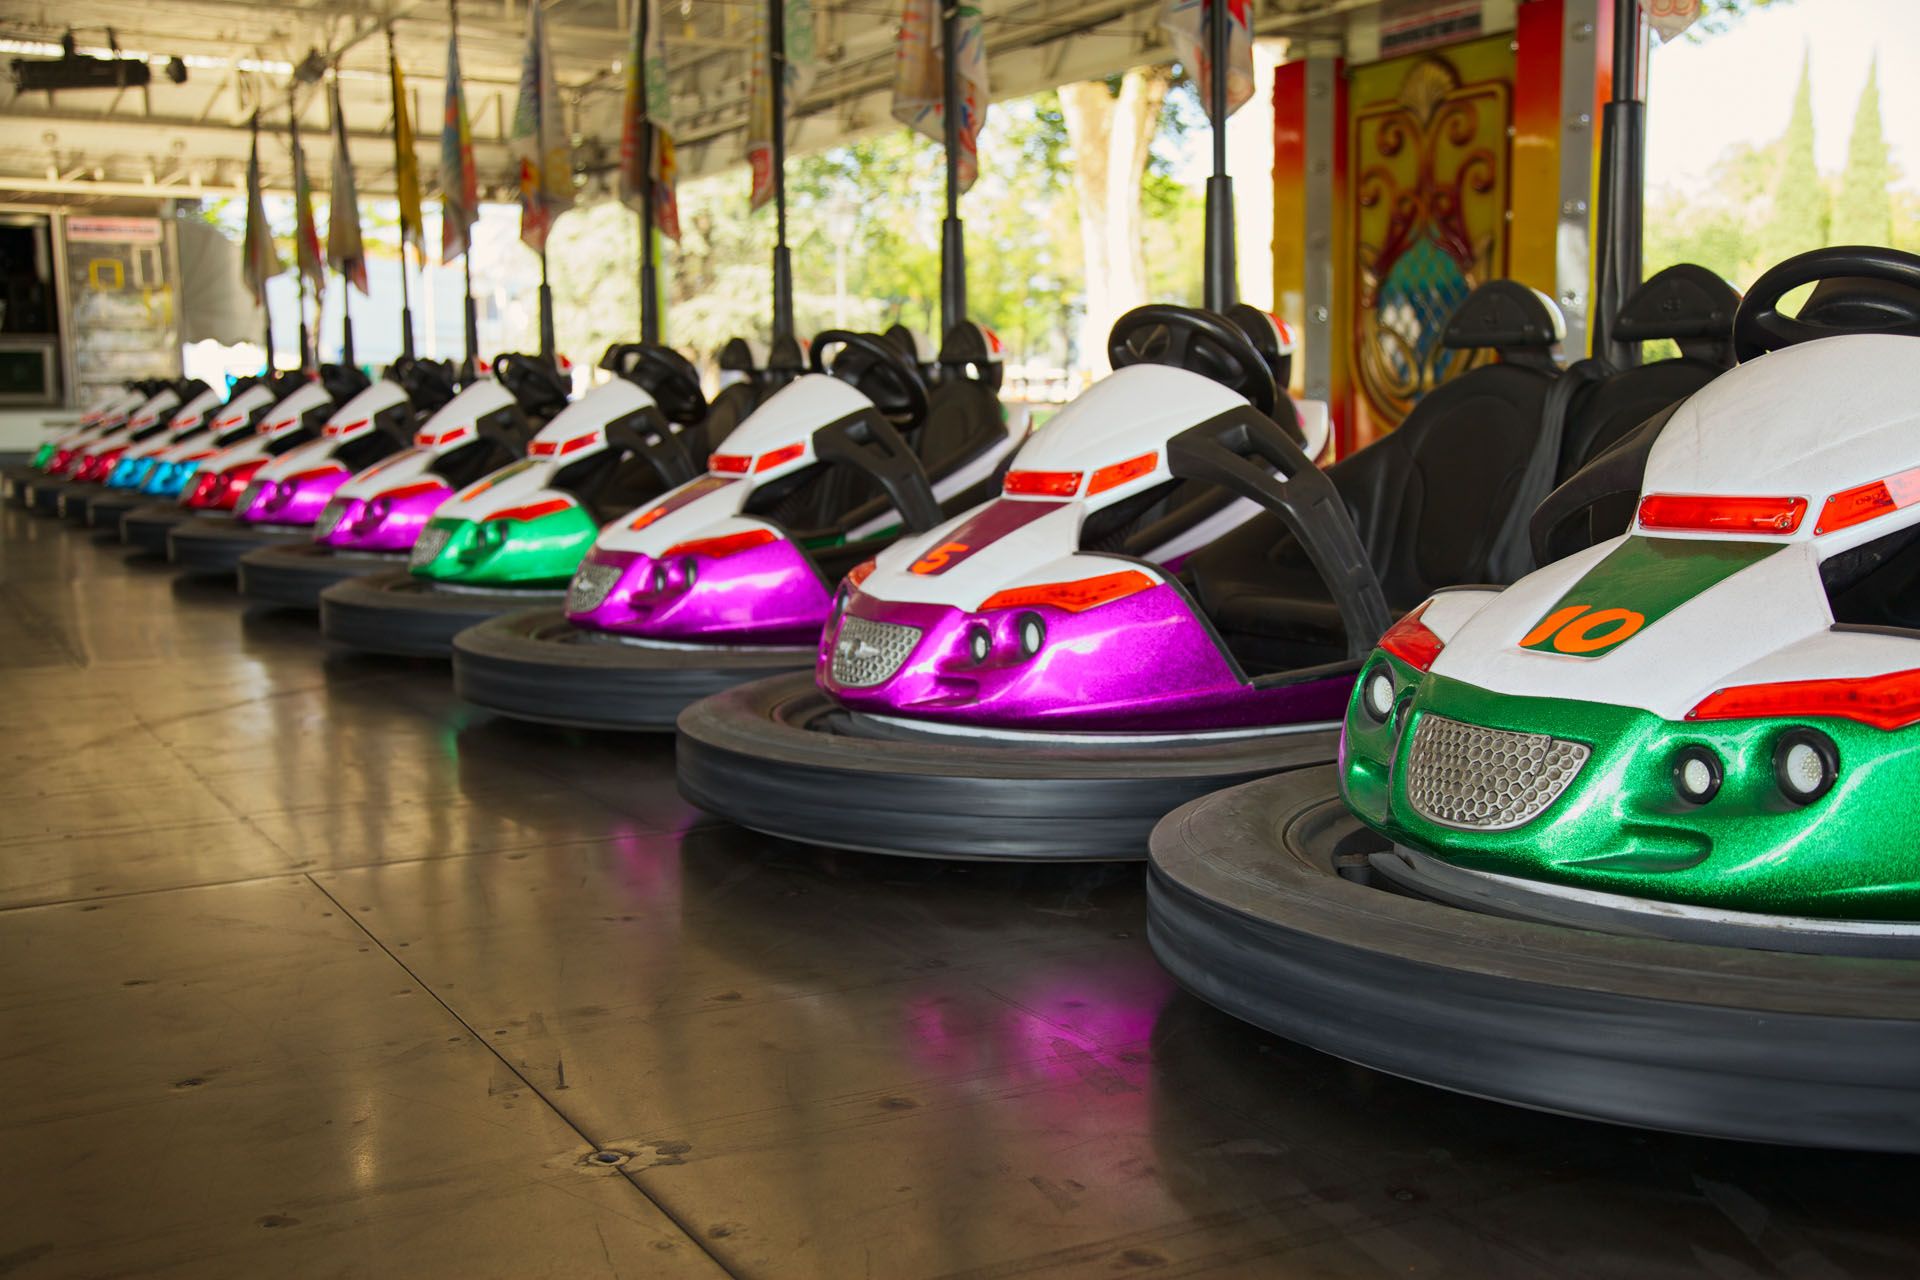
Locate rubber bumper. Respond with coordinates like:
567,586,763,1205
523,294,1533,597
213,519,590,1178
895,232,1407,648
1144,766,1920,1152
238,543,406,609
674,672,1339,861
86,491,144,530
57,484,100,522
3,463,38,504
24,480,71,516
320,569,564,658
167,515,308,575
122,503,189,553
453,607,812,731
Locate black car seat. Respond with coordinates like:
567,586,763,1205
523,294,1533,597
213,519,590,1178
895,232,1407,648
259,362,373,461
1187,280,1566,672
124,379,211,444
706,338,769,458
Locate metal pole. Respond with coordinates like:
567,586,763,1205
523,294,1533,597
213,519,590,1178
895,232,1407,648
637,0,660,343
387,26,417,358
769,0,794,342
340,275,356,366
463,254,480,378
263,298,276,373
1202,0,1237,312
1592,0,1645,367
538,248,555,361
938,0,966,335
291,89,314,371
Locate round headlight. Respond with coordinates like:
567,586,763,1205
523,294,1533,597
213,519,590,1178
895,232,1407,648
1774,729,1837,804
967,625,991,665
1670,746,1722,804
652,564,670,594
1017,612,1045,659
1362,666,1395,722
682,558,698,588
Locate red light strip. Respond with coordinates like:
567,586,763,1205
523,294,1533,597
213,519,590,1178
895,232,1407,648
484,497,575,523
1378,602,1444,671
709,453,751,474
1637,493,1807,535
1816,464,1920,535
662,528,778,559
754,442,806,472
1004,469,1083,498
979,569,1155,613
1689,667,1920,731
1086,451,1159,496
324,417,371,437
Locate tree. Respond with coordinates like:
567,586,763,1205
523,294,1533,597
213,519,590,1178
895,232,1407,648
1764,51,1828,256
1832,55,1891,247
1059,68,1173,373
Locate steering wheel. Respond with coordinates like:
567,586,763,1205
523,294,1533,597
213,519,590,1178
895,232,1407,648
1733,246,1920,362
604,343,708,425
492,352,570,418
1108,305,1277,417
810,329,930,427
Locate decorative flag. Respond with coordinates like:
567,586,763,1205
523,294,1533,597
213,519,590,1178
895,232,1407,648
1160,0,1253,118
619,0,680,240
510,1,574,253
388,43,425,262
1640,0,1702,42
240,111,282,306
747,0,817,211
440,29,480,263
290,104,326,289
327,81,369,293
891,0,988,192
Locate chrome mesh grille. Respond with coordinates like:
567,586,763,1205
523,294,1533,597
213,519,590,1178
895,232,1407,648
1403,714,1590,831
409,523,453,567
567,561,623,614
829,615,921,688
316,499,347,538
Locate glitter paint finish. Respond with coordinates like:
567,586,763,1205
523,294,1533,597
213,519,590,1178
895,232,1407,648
820,583,1355,732
409,505,602,586
1341,654,1920,920
564,540,835,645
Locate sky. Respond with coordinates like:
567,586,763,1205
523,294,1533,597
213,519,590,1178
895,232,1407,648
1645,0,1920,194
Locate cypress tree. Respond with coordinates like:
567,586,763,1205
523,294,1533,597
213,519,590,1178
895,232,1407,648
1764,50,1829,260
1832,55,1892,246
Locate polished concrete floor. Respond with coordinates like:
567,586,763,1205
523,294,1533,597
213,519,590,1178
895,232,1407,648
3,502,1919,1279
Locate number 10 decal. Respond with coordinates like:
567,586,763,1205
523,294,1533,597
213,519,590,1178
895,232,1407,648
1520,604,1647,657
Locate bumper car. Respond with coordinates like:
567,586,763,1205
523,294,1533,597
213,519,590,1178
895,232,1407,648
20,379,168,514
5,382,143,502
319,346,724,656
166,359,454,575
240,343,772,609
1145,247,1920,1151
161,364,370,572
56,379,216,524
84,381,232,530
679,271,1741,861
120,374,305,551
452,323,1029,729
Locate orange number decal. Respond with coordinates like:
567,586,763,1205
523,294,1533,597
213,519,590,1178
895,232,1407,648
911,541,969,575
1521,603,1646,656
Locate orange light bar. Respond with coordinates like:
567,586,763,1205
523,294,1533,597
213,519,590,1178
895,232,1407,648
663,529,778,559
709,453,751,474
846,558,876,587
1004,469,1083,497
1816,464,1920,535
979,569,1155,613
1637,493,1807,535
375,480,446,502
484,497,574,523
1087,451,1159,496
1378,602,1443,671
628,505,669,532
755,442,806,472
1689,667,1920,731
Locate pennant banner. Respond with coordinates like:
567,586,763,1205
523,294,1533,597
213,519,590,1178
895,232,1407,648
240,112,282,306
290,105,326,289
620,0,680,240
440,30,480,263
327,80,369,293
1160,0,1253,119
511,2,575,253
748,0,817,212
891,0,988,193
389,48,425,262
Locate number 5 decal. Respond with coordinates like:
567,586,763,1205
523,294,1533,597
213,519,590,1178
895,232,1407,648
911,541,970,575
1521,604,1646,657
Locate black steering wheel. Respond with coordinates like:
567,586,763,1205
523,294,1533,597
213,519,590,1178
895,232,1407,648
492,352,571,419
1108,305,1277,417
1733,246,1920,362
601,343,708,425
810,329,930,427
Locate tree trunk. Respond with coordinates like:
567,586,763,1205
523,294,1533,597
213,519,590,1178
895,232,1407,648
1060,67,1171,375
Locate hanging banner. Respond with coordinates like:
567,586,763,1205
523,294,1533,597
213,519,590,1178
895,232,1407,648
1160,0,1253,118
511,1,575,252
1641,0,1703,42
328,80,369,293
748,0,817,211
620,0,680,240
290,104,326,289
240,114,281,306
441,30,480,263
891,0,988,193
389,45,425,262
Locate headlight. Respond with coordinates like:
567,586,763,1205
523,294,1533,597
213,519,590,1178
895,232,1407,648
1017,612,1046,660
567,560,624,613
1670,746,1722,804
1361,665,1395,722
1774,729,1837,804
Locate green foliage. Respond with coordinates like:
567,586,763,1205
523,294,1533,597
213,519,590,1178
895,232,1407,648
1832,56,1891,246
1765,52,1829,255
